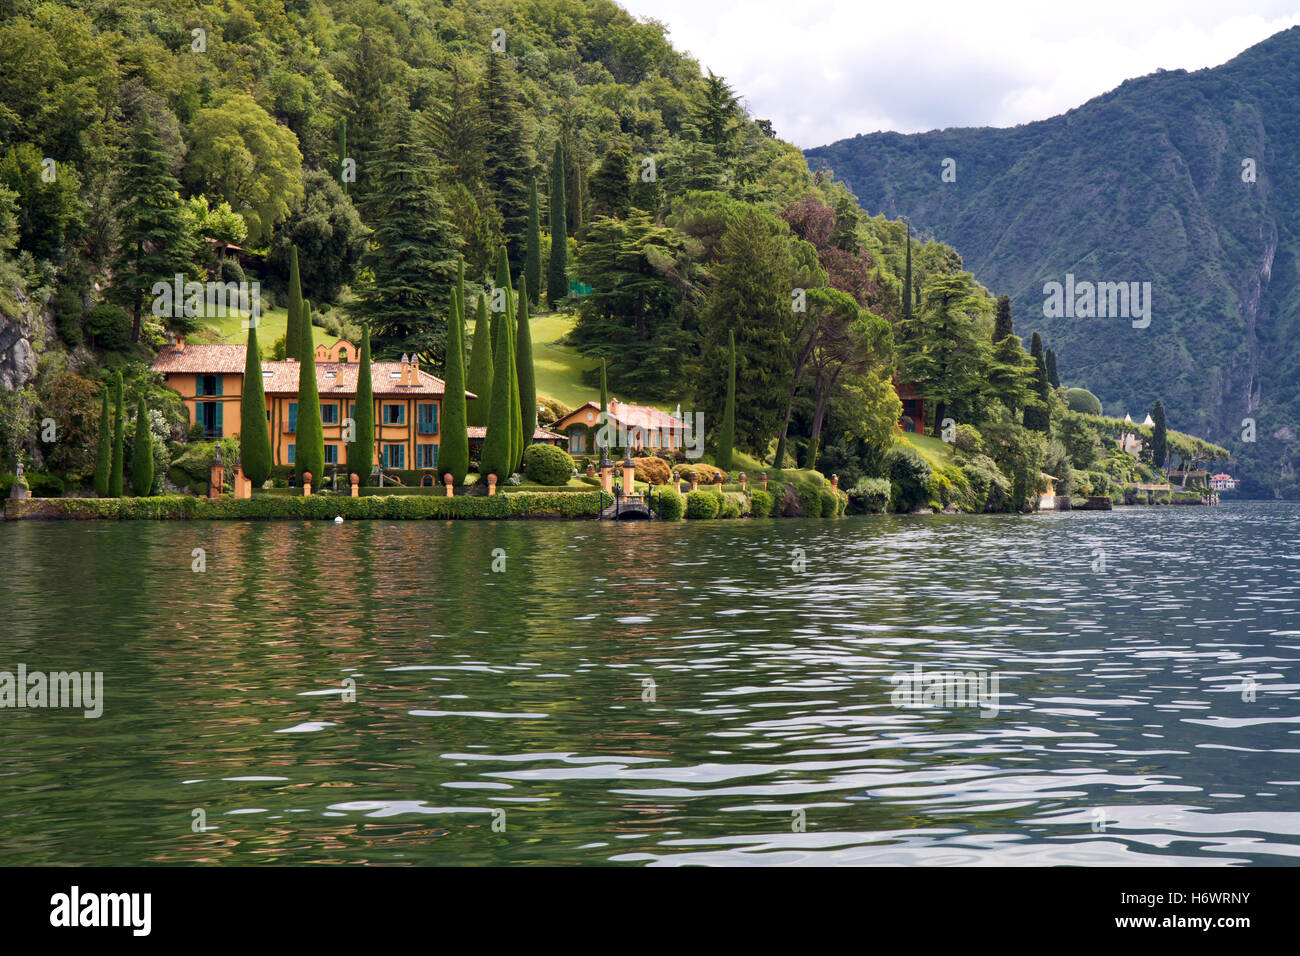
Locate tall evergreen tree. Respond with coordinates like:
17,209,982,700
1023,335,1052,433
598,358,610,459
353,108,458,364
482,53,532,274
1150,400,1168,469
131,392,153,495
524,178,541,307
336,116,348,194
898,274,992,437
240,321,273,485
285,244,303,361
466,294,494,427
588,141,634,220
93,386,111,497
516,275,537,456
109,118,196,341
347,325,375,477
109,372,124,496
456,257,467,370
547,142,568,308
717,329,735,470
993,294,1014,341
440,300,470,485
480,309,515,481
1046,348,1060,388
295,301,325,484
902,221,913,324
1029,331,1044,362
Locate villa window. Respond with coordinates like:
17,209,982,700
287,402,298,433
324,444,338,465
383,404,405,425
196,375,222,397
569,431,585,454
417,403,438,435
382,444,405,468
338,347,349,363
198,401,223,438
416,443,438,469
287,444,296,464
321,403,339,425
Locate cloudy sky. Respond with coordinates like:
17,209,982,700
617,0,1300,148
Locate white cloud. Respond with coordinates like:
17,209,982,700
618,0,1300,147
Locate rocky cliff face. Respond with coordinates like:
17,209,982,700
806,27,1300,497
0,285,43,391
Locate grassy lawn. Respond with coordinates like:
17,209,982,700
529,311,599,410
895,431,955,470
200,305,342,351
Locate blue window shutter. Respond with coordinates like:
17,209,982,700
288,444,295,464
215,401,223,435
432,403,439,434
214,376,223,396
288,403,297,432
195,377,204,397
431,443,438,467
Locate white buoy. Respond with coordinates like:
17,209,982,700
334,515,344,523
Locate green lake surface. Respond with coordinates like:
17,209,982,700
1,502,1297,865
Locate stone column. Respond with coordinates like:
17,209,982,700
761,472,768,491
208,463,223,499
600,458,613,495
739,473,746,492
487,473,497,496
444,473,454,498
234,467,251,499
303,471,312,497
690,471,699,493
622,456,636,495
350,473,359,497
831,474,839,492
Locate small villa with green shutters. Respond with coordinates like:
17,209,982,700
551,398,688,455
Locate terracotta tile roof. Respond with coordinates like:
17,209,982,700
153,344,247,374
467,426,564,440
555,399,685,431
153,344,477,399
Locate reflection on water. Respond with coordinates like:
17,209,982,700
1,503,1298,865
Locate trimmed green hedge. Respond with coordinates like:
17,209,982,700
685,489,720,519
749,488,773,517
657,485,685,521
506,491,603,517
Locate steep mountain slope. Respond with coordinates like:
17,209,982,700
805,27,1300,496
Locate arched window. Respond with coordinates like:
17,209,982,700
337,347,349,363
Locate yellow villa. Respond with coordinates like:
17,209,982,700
153,337,460,473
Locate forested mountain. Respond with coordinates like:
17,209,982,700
805,27,1300,497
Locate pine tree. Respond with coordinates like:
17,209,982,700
336,116,348,194
547,142,568,308
131,392,153,495
480,309,515,481
109,372,124,496
347,325,375,477
1150,400,1168,469
109,118,196,341
588,141,633,220
285,244,303,361
466,293,494,427
93,386,111,496
440,299,470,485
524,178,541,307
1046,348,1060,388
993,294,1014,341
717,329,735,470
295,300,325,484
516,275,537,456
353,108,458,363
240,320,273,485
482,53,532,274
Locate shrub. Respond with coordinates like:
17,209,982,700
522,443,574,486
748,488,773,518
953,423,986,456
505,491,602,518
885,446,932,512
1065,388,1103,415
936,464,976,512
958,453,1011,513
84,303,131,351
719,496,741,518
796,483,822,517
685,489,720,519
657,484,685,520
847,477,890,514
818,487,838,517
632,455,671,486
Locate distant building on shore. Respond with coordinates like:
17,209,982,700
1210,473,1237,491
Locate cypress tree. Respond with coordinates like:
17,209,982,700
1046,348,1060,388
295,300,325,484
491,246,511,349
347,325,375,478
1029,330,1044,362
598,358,609,459
516,275,537,456
480,310,515,481
131,392,153,495
240,320,273,485
1151,400,1168,469
547,142,568,308
466,294,494,427
109,372,124,497
524,178,541,308
93,386,111,496
285,245,303,362
902,221,913,325
508,303,522,473
717,329,735,470
994,294,1014,341
456,257,467,370
440,300,470,485
336,116,348,194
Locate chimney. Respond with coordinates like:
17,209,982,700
175,335,186,352
400,353,411,386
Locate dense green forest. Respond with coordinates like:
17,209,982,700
806,26,1300,499
0,0,1226,511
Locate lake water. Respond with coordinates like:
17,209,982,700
1,502,1297,866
